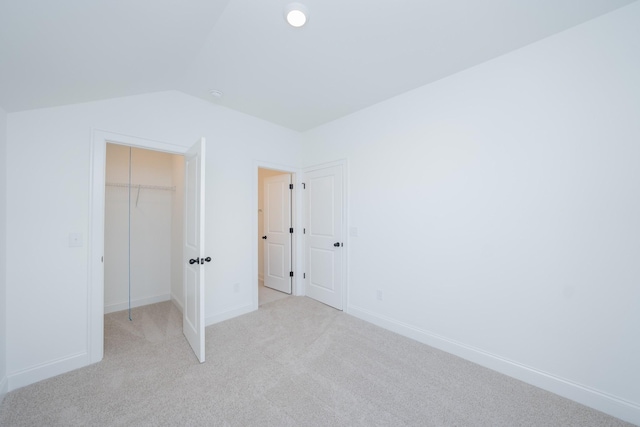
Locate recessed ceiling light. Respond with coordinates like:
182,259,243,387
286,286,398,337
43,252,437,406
209,89,223,99
285,3,308,28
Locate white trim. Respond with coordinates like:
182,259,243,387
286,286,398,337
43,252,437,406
171,292,184,313
0,375,7,404
252,161,302,314
302,159,349,312
205,303,254,326
88,131,106,365
89,129,188,365
348,304,640,425
104,294,171,314
7,352,88,391
93,129,189,154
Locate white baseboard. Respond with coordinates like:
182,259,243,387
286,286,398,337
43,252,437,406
7,352,88,392
4,302,254,396
205,303,254,327
348,304,640,426
104,294,171,314
0,375,7,405
171,292,184,314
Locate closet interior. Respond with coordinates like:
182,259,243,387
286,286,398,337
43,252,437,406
104,143,185,318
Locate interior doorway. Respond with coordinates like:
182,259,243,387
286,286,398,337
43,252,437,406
87,129,205,363
258,168,293,306
104,143,185,316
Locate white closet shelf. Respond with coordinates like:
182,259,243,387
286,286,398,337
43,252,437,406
106,182,175,191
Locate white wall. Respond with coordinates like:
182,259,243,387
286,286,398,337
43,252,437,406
257,168,289,283
303,3,640,424
0,106,7,403
5,91,301,389
104,145,180,313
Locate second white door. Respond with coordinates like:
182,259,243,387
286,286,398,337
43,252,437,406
305,164,344,310
263,173,292,294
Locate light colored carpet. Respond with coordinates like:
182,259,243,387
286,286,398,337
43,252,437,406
0,297,632,426
259,282,291,306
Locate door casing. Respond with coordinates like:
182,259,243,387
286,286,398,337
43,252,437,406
89,129,189,364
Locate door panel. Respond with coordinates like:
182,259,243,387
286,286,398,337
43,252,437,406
267,242,286,278
309,175,335,236
305,165,343,310
263,173,292,294
183,137,206,363
309,248,334,291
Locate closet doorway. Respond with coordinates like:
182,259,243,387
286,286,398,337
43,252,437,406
90,132,206,364
103,143,185,345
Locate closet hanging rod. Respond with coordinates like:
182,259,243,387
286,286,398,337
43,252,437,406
106,182,176,191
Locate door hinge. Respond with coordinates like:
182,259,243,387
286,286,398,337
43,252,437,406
302,183,306,189
290,271,294,277
303,228,306,234
303,273,306,279
289,227,293,234
289,183,293,190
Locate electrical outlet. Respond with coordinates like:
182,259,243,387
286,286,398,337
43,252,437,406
233,283,240,293
69,232,83,247
376,290,383,301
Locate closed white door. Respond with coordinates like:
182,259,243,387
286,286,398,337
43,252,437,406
183,138,207,363
305,165,344,310
263,174,292,294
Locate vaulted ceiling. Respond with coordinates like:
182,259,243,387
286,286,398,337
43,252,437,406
0,0,635,131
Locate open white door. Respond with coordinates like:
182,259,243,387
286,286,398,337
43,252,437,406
305,165,344,310
183,137,207,363
263,173,292,294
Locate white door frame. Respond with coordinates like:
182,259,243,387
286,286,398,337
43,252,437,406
88,129,189,364
252,161,301,310
303,159,349,312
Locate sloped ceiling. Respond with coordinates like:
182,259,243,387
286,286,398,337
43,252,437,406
0,0,635,131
